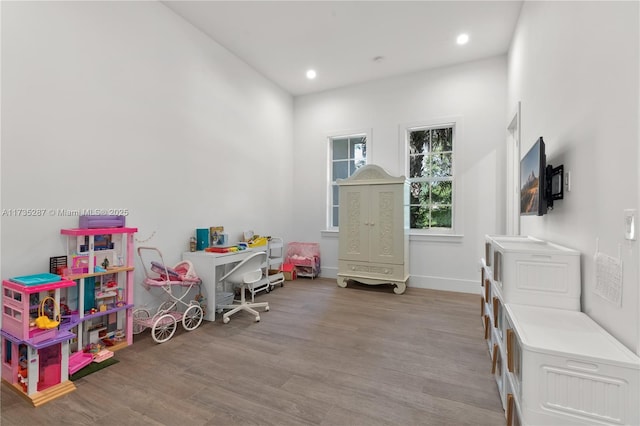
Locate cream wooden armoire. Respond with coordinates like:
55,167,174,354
336,164,409,294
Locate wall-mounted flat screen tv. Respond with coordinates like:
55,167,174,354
520,137,546,216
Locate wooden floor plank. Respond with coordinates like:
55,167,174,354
1,278,504,425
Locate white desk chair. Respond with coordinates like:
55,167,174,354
218,251,270,323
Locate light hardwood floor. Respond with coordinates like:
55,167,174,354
1,278,505,426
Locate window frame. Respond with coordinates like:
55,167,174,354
326,129,371,230
401,119,459,235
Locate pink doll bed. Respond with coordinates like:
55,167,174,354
285,242,320,278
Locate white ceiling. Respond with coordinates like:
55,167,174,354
163,1,523,96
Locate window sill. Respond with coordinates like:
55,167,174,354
321,229,339,238
409,233,463,243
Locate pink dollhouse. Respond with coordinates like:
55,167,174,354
1,275,77,406
2,225,137,407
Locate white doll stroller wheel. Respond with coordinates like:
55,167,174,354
151,313,177,343
182,304,203,331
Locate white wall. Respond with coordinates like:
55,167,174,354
293,56,507,293
508,1,639,353
0,2,294,309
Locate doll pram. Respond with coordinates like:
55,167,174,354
133,247,205,343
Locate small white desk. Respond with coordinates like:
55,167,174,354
182,248,265,322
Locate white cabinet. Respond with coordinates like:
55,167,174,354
481,235,639,426
484,235,581,311
336,165,409,294
505,304,639,426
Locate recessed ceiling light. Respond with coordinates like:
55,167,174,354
306,69,317,80
457,33,469,45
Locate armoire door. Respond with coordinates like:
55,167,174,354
338,184,371,262
368,184,404,265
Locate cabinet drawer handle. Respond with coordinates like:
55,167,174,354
491,343,499,374
506,329,514,373
492,297,499,327
506,394,515,426
483,315,490,340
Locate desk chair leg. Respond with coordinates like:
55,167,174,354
222,283,270,324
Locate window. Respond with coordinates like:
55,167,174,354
328,133,367,227
406,124,455,230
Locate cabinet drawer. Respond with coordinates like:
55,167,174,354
505,304,640,425
488,237,580,310
338,260,403,280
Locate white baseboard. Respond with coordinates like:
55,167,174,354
408,274,479,294
319,267,479,294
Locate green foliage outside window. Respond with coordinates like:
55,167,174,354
408,126,453,229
